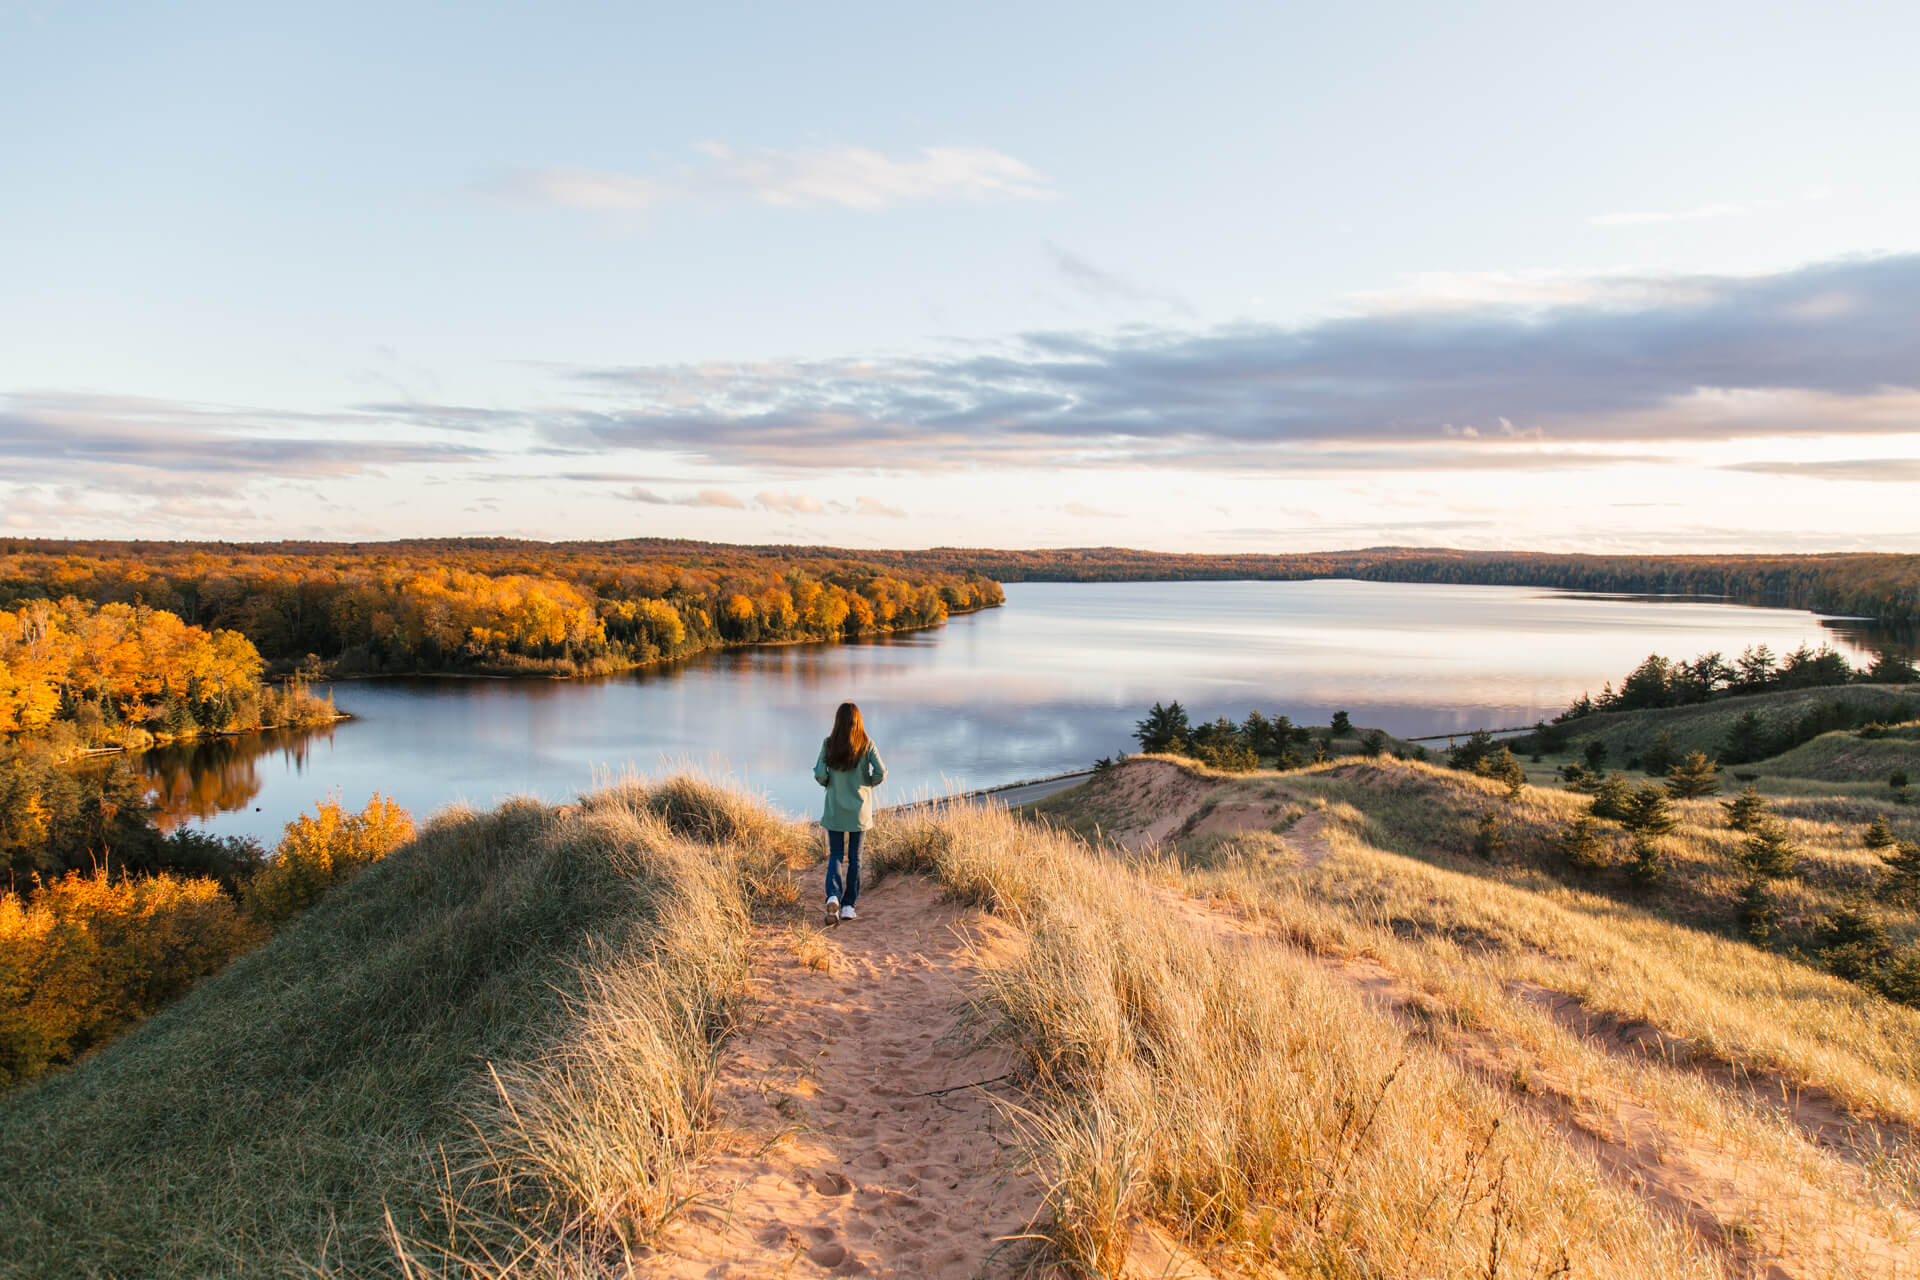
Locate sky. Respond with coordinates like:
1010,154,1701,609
3,0,1918,552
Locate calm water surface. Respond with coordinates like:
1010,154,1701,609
141,580,1876,842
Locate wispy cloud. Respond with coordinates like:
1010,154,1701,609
853,496,906,518
492,141,1054,215
1589,202,1755,226
620,487,745,508
1722,457,1920,483
1047,243,1194,316
755,490,823,514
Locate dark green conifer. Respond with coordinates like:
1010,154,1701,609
1738,822,1799,879
1624,782,1678,836
1736,877,1777,943
1642,730,1680,778
1559,816,1607,872
1625,833,1664,889
1590,772,1633,822
1877,840,1920,908
1472,809,1505,860
1721,784,1767,832
1864,816,1895,850
1664,751,1720,800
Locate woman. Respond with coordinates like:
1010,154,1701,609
814,701,886,922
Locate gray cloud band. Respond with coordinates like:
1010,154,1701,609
3,254,1916,483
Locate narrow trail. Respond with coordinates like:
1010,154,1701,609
1170,815,1920,1280
645,876,1042,1279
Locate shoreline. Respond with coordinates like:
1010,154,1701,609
293,599,1003,684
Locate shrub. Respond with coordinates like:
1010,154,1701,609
0,870,265,1086
1582,739,1608,771
1878,840,1920,908
1864,817,1895,851
1361,729,1387,758
1192,740,1258,773
243,794,415,923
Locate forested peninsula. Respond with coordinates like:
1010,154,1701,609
0,540,1004,678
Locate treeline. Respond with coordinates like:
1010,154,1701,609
844,545,1920,624
0,540,1004,677
1557,643,1916,721
1,793,412,1087
2,596,336,753
1126,701,1397,772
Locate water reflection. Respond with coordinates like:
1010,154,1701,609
141,580,1882,844
138,723,341,831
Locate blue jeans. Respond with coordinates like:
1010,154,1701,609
825,829,863,908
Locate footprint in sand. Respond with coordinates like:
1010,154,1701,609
811,1170,854,1196
807,1240,847,1267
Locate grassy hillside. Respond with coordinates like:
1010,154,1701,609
1540,681,1920,765
0,777,805,1279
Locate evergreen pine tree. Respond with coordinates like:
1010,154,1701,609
1738,822,1799,879
1864,816,1895,850
1313,738,1330,764
1625,833,1664,889
1642,730,1680,778
1559,816,1607,872
1489,747,1526,797
1330,710,1352,736
1473,808,1505,859
1721,784,1767,832
1624,782,1678,836
1583,739,1609,771
1664,751,1720,799
1133,701,1190,753
1722,710,1770,765
1877,840,1920,908
1736,877,1778,943
1591,772,1634,822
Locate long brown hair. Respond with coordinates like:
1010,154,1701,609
824,701,870,770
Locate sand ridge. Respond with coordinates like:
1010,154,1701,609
643,875,1041,1278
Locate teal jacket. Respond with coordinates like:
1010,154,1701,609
814,739,887,831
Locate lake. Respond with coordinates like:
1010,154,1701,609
138,579,1879,843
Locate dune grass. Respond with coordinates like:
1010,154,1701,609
0,775,808,1280
870,800,1722,1278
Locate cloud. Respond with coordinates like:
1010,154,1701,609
755,490,824,514
617,486,744,508
0,392,499,479
1721,458,1920,483
516,253,1920,470
853,496,906,518
1063,501,1123,518
1047,243,1194,316
1589,202,1755,226
492,142,1053,214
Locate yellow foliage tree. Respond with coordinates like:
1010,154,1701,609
243,793,415,923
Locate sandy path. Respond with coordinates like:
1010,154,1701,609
646,875,1040,1279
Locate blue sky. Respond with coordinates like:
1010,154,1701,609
3,0,1918,550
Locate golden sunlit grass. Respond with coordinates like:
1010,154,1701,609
8,741,1917,1278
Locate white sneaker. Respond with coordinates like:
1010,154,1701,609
839,905,858,921
825,896,839,924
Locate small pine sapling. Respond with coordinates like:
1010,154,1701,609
1473,808,1506,860
1863,816,1895,851
1721,784,1767,832
1624,782,1679,836
1625,833,1665,889
1738,822,1799,880
1878,840,1920,908
1664,751,1720,799
1736,877,1778,944
1590,772,1633,822
1559,815,1607,872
